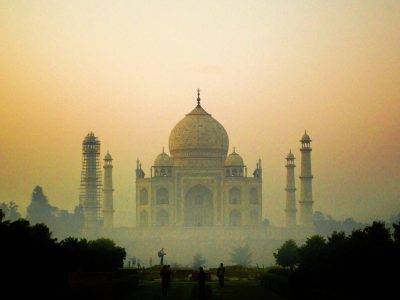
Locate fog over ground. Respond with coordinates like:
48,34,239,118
1,1,399,226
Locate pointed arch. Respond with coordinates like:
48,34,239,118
229,187,241,204
230,210,242,226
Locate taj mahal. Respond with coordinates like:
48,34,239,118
79,90,315,265
135,90,262,228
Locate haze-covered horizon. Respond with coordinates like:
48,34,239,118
1,1,399,226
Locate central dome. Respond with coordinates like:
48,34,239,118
169,102,229,163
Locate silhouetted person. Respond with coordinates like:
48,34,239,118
160,265,169,296
217,262,225,288
198,267,206,299
167,265,172,288
158,247,166,265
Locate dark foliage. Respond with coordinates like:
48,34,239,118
25,185,84,238
273,239,299,270
274,221,400,299
0,201,21,221
60,237,126,272
313,211,367,236
1,218,126,299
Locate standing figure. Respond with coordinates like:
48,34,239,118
158,248,166,265
166,265,172,289
198,267,206,299
216,263,225,288
160,265,169,296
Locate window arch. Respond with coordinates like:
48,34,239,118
140,210,148,226
230,210,242,226
156,209,169,226
156,188,169,204
140,188,148,205
229,187,241,204
250,209,259,225
249,188,258,204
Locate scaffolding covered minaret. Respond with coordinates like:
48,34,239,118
285,150,297,227
103,151,114,229
79,132,102,235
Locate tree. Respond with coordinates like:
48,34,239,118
363,221,391,246
298,235,326,270
2,217,127,298
0,202,21,221
393,221,400,244
89,238,127,271
230,245,252,266
31,185,48,204
26,185,57,225
0,209,5,222
59,237,126,272
273,239,299,270
192,253,206,269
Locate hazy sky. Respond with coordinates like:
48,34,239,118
1,1,399,226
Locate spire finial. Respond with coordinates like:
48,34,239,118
197,88,201,107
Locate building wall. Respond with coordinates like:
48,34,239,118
223,177,262,226
136,168,262,227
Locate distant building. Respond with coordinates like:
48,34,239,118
79,132,102,235
135,90,262,227
75,90,316,265
103,151,114,229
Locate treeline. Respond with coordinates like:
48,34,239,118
1,212,126,299
313,211,367,236
271,221,400,299
1,185,84,238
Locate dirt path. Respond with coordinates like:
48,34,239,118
123,280,285,300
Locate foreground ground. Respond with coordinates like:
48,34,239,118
122,280,285,300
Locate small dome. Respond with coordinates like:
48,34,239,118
154,149,173,166
286,150,295,160
300,130,311,142
104,151,112,160
225,148,244,166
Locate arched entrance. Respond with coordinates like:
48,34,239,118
156,209,169,226
230,210,242,226
184,185,213,226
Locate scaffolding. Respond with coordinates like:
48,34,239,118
79,132,102,234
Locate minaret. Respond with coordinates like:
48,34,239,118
79,132,102,235
103,151,114,229
299,131,314,226
285,150,297,227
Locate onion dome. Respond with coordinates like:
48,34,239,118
169,90,229,161
225,148,244,166
154,148,173,166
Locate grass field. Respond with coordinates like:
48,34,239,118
122,280,285,300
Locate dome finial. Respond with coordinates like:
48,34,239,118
233,147,236,153
162,146,165,153
197,88,201,107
